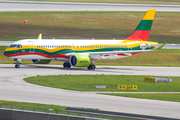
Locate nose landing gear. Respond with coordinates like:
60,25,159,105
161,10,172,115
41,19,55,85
14,59,21,68
15,64,20,68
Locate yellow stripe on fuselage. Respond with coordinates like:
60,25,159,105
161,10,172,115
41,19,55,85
5,40,157,52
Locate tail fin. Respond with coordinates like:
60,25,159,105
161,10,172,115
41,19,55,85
125,9,156,41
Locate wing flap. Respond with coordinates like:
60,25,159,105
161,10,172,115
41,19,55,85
65,50,152,57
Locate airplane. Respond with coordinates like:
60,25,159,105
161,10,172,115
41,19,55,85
4,9,158,70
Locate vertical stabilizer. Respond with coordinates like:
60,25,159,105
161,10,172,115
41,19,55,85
125,9,156,41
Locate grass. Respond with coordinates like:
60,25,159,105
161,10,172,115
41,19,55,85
0,100,131,119
1,11,180,43
24,75,180,92
16,0,180,5
2,45,180,66
0,100,67,113
102,93,180,102
0,100,101,117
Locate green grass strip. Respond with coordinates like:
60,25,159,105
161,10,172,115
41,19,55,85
0,100,98,113
156,42,167,50
1,11,180,43
24,75,180,92
102,93,180,102
0,100,66,113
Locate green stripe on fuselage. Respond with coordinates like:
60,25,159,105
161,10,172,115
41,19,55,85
4,45,154,56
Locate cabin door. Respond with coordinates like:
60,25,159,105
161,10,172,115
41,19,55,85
72,43,75,50
28,41,35,53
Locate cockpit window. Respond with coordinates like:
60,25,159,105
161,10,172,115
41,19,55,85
9,44,22,48
17,44,22,48
9,44,16,48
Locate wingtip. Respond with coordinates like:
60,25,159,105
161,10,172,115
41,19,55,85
38,33,42,40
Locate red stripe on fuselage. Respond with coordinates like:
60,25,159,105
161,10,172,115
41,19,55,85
5,52,69,59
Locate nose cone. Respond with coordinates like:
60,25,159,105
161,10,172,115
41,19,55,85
3,48,9,57
3,50,7,56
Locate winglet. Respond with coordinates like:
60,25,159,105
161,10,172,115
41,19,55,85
125,9,156,41
38,33,42,40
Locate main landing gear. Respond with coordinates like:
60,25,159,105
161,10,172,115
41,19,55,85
87,64,96,70
63,62,71,68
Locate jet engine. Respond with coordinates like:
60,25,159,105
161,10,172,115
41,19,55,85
31,59,51,64
69,55,91,67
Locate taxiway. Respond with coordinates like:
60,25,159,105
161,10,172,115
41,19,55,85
0,1,180,12
0,64,180,119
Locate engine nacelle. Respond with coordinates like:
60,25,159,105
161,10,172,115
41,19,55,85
69,55,91,67
31,59,51,64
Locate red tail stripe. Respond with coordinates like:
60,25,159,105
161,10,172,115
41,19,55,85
125,30,150,41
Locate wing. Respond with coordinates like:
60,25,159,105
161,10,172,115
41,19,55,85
65,49,153,60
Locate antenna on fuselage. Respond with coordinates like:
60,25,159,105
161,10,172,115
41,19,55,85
38,33,42,40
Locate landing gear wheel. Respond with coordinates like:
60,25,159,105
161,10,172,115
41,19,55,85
15,60,20,68
66,63,71,68
63,62,66,68
63,62,71,68
91,64,95,70
87,64,96,70
15,64,20,68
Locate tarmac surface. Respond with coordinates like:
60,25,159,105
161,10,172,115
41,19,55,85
0,64,180,119
1,1,180,12
163,43,180,49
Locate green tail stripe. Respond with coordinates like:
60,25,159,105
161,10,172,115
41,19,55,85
135,20,153,31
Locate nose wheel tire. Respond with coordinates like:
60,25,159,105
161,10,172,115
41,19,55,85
87,64,96,70
63,62,71,68
15,65,20,68
15,60,20,68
